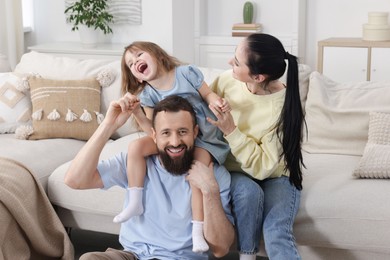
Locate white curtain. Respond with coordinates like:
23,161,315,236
0,0,24,70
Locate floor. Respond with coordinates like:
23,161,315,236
71,229,267,259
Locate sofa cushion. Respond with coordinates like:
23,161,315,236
48,132,146,232
295,151,390,254
0,134,85,191
353,112,390,178
28,77,101,141
302,72,390,156
0,73,31,133
14,51,140,139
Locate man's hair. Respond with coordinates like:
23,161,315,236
152,95,197,127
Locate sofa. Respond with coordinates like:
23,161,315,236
1,51,390,260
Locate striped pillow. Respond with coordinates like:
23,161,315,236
27,77,102,141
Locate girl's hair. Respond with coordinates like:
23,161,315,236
245,33,305,190
121,41,182,95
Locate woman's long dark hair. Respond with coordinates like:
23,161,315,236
245,33,304,190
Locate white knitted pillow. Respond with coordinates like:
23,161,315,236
353,112,390,178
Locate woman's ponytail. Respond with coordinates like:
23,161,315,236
278,52,304,190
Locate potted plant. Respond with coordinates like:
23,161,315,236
65,0,114,47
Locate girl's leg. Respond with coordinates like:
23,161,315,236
230,172,263,260
191,147,211,253
113,136,157,223
261,176,301,260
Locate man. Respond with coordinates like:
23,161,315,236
65,95,235,259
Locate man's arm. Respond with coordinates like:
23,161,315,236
64,96,136,189
187,161,235,257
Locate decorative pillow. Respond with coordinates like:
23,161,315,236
353,112,390,178
302,72,390,156
27,77,102,141
15,52,141,139
0,73,32,133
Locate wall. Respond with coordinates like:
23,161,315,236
25,0,194,62
25,0,390,70
306,0,390,70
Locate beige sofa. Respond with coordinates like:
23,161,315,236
1,51,390,259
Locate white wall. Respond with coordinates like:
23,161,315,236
306,0,390,70
25,0,390,70
25,0,194,62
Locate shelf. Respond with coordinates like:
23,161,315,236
318,38,390,48
28,42,125,60
317,37,390,81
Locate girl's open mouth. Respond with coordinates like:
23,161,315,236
137,63,148,74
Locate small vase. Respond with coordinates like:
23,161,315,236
78,25,99,48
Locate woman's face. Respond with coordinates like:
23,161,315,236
228,39,253,83
124,48,158,82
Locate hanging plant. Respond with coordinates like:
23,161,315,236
65,0,114,34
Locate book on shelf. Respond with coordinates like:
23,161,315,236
232,23,262,37
232,31,261,37
232,23,262,30
232,29,262,33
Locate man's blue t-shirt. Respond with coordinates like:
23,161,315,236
97,152,233,260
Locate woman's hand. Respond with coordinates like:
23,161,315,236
207,103,236,136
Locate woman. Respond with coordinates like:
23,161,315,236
208,33,304,260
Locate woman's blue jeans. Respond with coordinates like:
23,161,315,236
230,172,301,260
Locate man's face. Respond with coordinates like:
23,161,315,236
152,110,198,175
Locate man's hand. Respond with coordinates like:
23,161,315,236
104,93,141,129
187,160,235,257
186,160,219,195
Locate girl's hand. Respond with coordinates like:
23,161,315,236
120,92,141,112
207,103,236,136
212,98,231,113
219,98,231,113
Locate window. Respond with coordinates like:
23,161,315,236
22,0,34,32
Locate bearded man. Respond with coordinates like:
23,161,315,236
65,95,235,260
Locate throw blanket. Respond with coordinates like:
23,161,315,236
0,157,74,260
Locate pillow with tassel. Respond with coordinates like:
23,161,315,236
16,76,104,141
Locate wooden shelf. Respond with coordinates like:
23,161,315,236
28,42,125,60
317,37,390,81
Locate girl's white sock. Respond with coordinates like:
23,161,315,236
191,220,209,253
113,187,144,223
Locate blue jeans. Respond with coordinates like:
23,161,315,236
230,172,301,260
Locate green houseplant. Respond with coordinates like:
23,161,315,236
65,0,114,35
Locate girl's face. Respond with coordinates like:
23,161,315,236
228,40,254,83
124,48,158,82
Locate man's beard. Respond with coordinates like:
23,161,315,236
158,145,194,176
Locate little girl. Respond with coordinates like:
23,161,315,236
113,41,230,253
